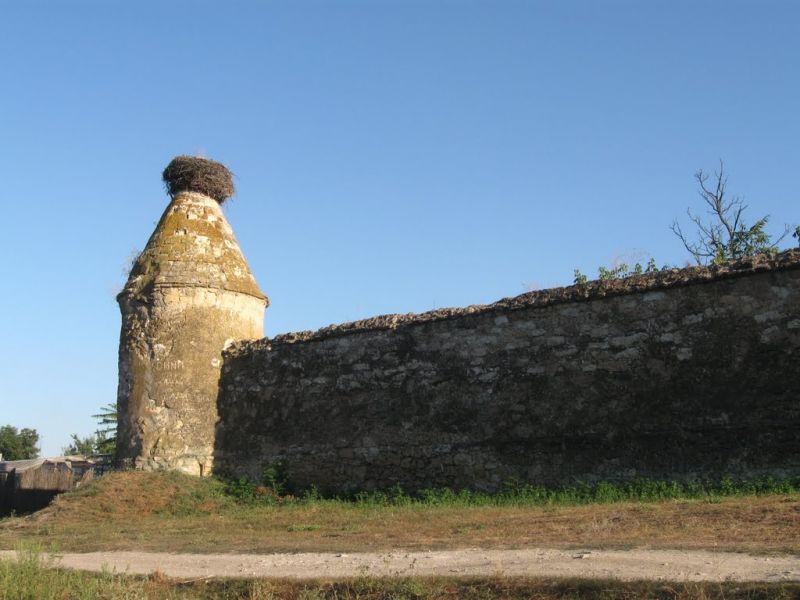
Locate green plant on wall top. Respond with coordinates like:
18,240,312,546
574,258,664,285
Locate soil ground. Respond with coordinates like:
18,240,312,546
1,547,798,583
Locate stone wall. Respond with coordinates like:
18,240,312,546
215,251,800,493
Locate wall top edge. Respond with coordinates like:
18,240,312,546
231,249,800,354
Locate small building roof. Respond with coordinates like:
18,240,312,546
0,456,94,473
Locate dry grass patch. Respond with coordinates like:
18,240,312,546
0,472,797,555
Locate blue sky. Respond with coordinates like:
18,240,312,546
1,1,798,456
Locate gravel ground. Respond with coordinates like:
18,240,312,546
2,548,798,582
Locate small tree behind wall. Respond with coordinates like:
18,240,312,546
0,425,39,461
62,431,114,456
62,403,117,458
670,161,792,265
91,403,117,455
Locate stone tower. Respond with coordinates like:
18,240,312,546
116,156,267,475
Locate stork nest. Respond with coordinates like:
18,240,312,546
162,156,235,203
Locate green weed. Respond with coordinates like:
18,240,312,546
287,524,321,532
212,474,800,510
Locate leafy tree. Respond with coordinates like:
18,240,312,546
0,426,39,461
62,403,117,457
670,161,791,265
62,433,96,456
91,403,117,455
62,431,113,456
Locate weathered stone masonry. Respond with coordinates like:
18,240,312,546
117,186,267,476
216,252,800,493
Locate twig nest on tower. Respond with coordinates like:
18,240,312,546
162,156,235,203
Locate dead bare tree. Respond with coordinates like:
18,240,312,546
670,161,791,265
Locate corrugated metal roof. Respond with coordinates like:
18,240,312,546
0,456,94,473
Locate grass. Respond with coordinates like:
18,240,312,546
1,547,798,600
0,472,798,555
219,472,800,508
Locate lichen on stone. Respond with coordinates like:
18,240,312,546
120,192,266,302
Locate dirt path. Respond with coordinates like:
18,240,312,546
2,548,798,582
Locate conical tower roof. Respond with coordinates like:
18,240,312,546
119,158,266,303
